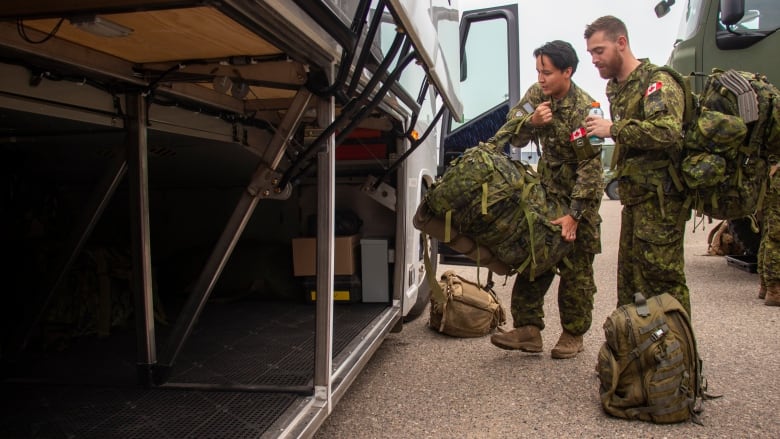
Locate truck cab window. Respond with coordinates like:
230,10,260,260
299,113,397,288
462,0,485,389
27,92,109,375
716,0,780,49
718,0,780,32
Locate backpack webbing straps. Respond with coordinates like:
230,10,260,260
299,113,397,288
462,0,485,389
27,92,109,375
444,210,452,243
719,70,759,123
628,323,670,360
624,396,694,419
646,67,690,211
655,345,683,369
524,205,538,280
619,159,676,218
653,361,687,381
422,232,446,305
601,305,650,414
481,182,488,214
667,162,685,193
638,317,666,334
652,66,694,125
749,93,778,214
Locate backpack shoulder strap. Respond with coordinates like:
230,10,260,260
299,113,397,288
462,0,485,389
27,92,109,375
649,65,695,126
746,75,778,157
635,66,691,203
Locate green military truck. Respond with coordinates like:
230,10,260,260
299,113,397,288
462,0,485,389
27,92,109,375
656,0,778,87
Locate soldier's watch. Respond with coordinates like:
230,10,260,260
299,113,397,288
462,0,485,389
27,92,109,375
570,209,583,222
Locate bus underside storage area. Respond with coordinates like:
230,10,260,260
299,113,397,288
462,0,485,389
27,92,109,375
0,1,459,437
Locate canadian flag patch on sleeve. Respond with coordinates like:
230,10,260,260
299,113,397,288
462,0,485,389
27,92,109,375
570,127,586,141
645,81,663,96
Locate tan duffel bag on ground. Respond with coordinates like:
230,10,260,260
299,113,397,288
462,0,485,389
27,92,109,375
428,270,506,338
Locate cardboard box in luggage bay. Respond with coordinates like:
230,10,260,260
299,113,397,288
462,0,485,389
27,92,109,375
291,234,359,277
414,142,573,279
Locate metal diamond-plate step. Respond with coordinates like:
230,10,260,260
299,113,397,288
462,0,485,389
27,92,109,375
0,384,298,439
1,300,388,438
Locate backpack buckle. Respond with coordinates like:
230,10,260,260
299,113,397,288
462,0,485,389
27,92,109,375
650,327,666,342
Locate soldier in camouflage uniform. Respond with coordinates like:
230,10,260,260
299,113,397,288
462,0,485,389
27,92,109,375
757,85,780,306
489,40,603,359
759,165,780,306
584,16,691,314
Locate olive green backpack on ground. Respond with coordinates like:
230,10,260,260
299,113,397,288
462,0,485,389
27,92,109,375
596,293,711,424
653,67,780,220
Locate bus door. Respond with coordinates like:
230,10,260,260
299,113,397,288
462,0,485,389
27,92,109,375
438,4,520,266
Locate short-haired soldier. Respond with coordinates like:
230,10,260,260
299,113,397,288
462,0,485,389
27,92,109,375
489,40,603,359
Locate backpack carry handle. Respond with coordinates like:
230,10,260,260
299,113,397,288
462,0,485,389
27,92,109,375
633,292,649,316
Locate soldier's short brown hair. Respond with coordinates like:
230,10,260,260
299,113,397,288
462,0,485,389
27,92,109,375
584,15,629,44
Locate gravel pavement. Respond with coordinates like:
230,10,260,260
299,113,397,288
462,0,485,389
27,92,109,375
315,197,780,438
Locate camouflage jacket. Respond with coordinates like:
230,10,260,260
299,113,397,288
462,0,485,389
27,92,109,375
607,59,685,205
765,83,780,165
505,82,602,209
500,81,603,254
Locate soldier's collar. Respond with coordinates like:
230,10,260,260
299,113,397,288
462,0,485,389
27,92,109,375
609,59,651,87
552,82,579,110
626,59,653,83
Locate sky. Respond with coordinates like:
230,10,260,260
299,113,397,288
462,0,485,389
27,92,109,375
457,0,686,122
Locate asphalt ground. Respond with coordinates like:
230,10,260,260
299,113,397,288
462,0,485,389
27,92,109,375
315,196,780,438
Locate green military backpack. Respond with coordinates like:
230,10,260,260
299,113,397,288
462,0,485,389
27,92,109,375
658,67,780,220
414,99,599,279
596,293,708,424
417,141,572,281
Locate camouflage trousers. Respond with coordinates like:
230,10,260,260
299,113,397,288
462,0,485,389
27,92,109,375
510,248,596,336
759,170,780,288
618,195,691,315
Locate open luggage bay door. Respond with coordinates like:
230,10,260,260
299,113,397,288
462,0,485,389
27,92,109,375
0,1,485,437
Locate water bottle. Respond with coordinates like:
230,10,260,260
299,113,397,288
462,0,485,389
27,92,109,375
588,102,604,146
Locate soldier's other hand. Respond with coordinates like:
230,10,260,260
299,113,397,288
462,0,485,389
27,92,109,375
531,101,553,126
586,115,612,139
551,215,578,242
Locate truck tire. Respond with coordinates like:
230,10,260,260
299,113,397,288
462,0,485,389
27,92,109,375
605,179,620,200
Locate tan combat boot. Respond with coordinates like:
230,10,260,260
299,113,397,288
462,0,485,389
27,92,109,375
490,325,543,352
765,285,780,307
551,331,584,359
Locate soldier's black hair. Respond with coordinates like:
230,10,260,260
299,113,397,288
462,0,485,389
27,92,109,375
533,40,579,75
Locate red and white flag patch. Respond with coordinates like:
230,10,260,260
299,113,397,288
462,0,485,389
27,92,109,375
645,81,663,96
570,127,586,141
